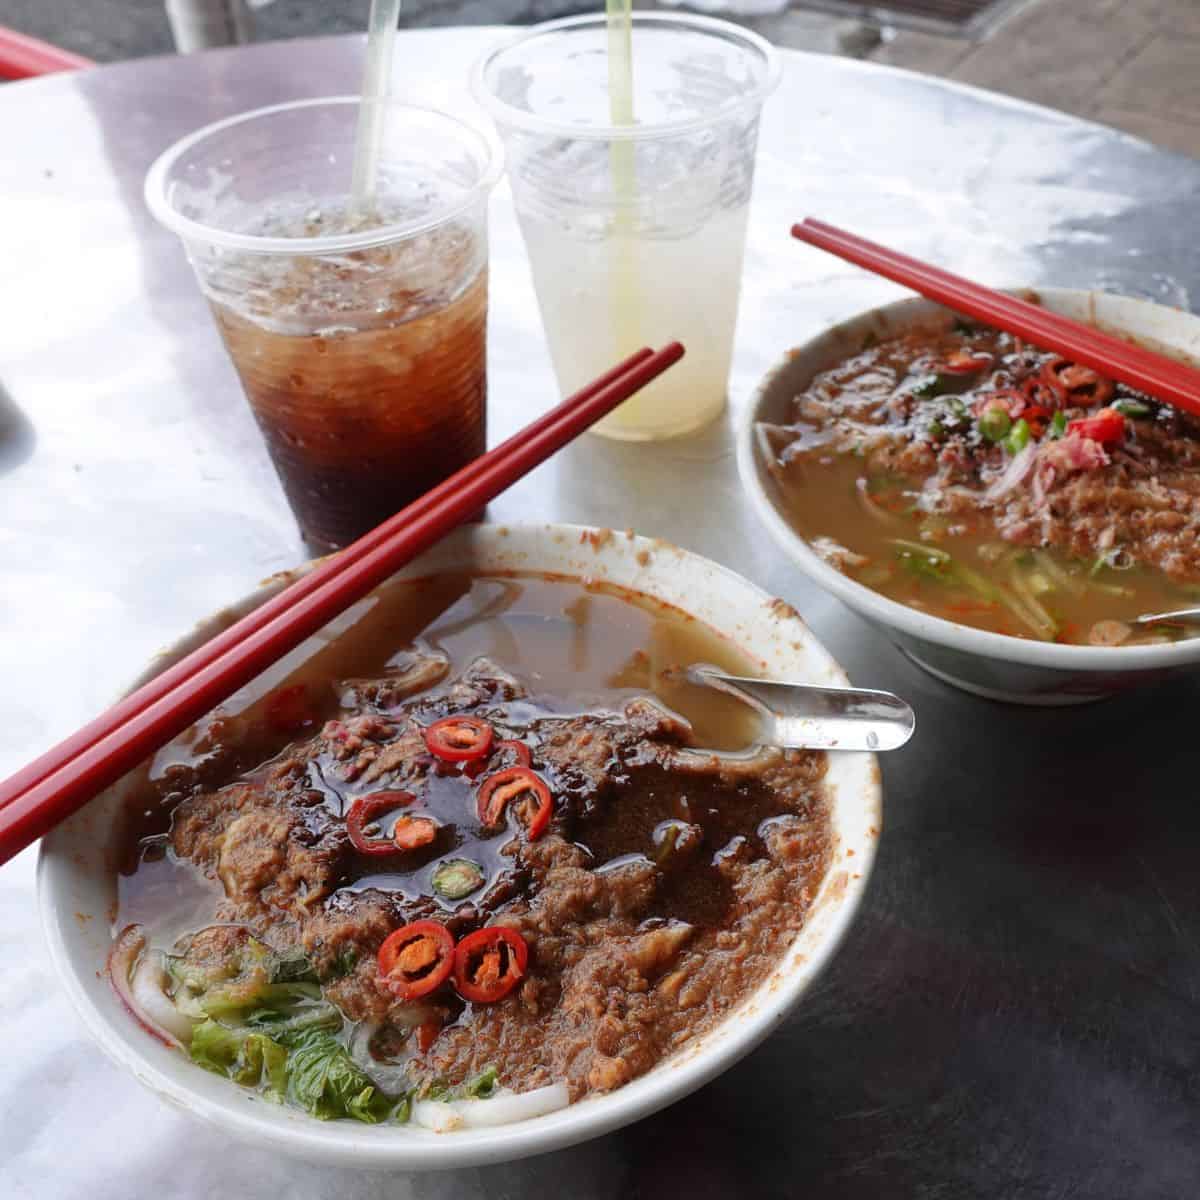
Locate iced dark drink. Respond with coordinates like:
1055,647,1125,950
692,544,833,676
145,100,500,550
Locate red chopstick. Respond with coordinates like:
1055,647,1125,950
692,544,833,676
3,346,656,808
792,218,1200,420
0,342,683,865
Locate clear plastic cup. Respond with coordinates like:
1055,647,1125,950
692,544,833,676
473,14,779,442
145,98,501,552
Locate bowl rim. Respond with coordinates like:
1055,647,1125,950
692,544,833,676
737,286,1200,673
37,522,881,1170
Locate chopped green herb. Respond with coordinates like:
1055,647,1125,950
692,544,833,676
1004,418,1031,454
908,375,940,399
944,396,968,421
464,1067,499,1099
892,538,953,582
1113,398,1151,418
926,419,946,442
432,859,485,901
891,537,951,563
1049,410,1068,439
978,406,1012,443
1090,547,1135,575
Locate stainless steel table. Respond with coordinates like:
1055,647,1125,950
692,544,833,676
4,29,1200,1198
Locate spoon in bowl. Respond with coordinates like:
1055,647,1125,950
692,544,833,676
683,665,915,752
1132,607,1200,629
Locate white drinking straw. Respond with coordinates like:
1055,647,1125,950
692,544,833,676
351,0,402,214
605,0,641,382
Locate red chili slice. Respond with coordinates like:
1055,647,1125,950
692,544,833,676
378,921,455,1000
264,684,316,734
453,926,529,1004
477,767,553,840
1068,407,1126,444
1041,357,1115,407
415,1019,442,1053
393,815,439,851
937,349,993,375
461,737,533,780
346,791,414,857
494,739,532,769
1020,374,1062,410
424,716,494,763
1021,405,1053,438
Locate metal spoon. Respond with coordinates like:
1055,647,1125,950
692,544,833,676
684,665,915,753
1132,607,1200,628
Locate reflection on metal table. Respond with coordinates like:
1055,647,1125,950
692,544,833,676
3,27,1199,1198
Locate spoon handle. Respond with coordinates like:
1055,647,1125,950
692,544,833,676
687,666,916,752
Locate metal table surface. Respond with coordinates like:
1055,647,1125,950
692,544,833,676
3,28,1200,1200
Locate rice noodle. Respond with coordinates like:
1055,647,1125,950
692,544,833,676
412,1083,571,1133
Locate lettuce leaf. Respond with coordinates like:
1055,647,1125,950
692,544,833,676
280,1028,393,1124
189,1018,243,1074
190,1021,287,1101
234,1033,288,1100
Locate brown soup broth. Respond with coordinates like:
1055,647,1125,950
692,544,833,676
759,322,1200,646
118,573,764,942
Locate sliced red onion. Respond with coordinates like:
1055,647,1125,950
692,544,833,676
107,925,191,1048
413,1083,570,1132
984,443,1038,501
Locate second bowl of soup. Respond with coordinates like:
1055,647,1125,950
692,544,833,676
740,288,1200,703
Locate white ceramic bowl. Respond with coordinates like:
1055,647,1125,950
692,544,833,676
38,523,881,1170
739,288,1200,705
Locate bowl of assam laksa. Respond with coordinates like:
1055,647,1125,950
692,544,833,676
38,523,880,1169
739,287,1200,703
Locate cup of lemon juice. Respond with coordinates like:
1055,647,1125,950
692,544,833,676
473,13,779,442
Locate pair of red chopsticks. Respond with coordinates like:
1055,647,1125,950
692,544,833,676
0,343,683,866
792,218,1200,419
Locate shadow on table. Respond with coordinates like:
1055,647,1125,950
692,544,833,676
0,382,36,476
